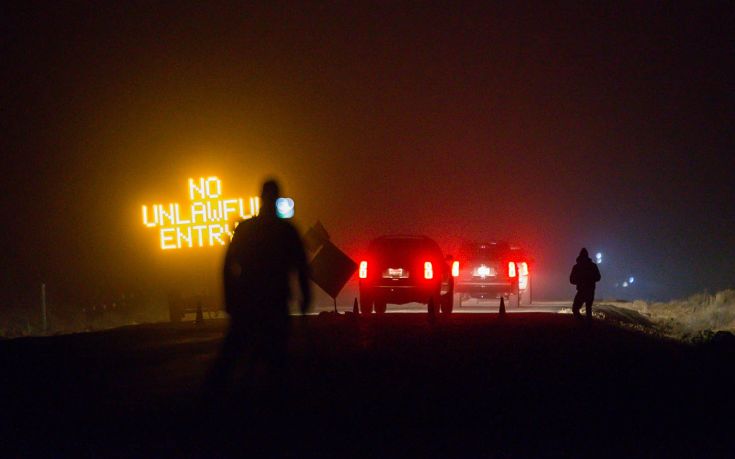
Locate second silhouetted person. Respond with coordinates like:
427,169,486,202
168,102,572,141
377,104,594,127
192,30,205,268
569,248,601,319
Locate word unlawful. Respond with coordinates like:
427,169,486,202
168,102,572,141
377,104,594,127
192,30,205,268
142,177,260,250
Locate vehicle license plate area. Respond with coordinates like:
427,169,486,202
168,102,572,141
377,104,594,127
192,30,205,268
384,268,409,279
473,265,496,279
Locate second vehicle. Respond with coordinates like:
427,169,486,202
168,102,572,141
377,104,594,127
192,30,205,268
453,241,531,308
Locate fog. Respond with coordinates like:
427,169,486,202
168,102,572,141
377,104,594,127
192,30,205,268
2,2,734,321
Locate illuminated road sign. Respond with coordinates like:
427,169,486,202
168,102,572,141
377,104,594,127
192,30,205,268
141,176,259,250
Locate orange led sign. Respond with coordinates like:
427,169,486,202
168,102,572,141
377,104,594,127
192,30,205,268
142,176,259,250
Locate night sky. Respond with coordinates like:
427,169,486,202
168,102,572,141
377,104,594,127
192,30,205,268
2,1,734,308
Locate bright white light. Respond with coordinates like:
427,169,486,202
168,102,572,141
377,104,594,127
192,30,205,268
508,261,516,278
423,261,433,279
623,281,629,288
276,197,295,219
519,275,528,290
595,252,602,263
477,265,491,278
629,277,635,284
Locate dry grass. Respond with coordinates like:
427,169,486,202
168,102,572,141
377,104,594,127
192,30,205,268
0,296,169,339
599,289,735,341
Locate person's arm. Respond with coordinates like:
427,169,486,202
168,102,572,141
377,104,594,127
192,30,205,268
594,264,601,283
569,265,578,285
223,225,245,314
223,235,237,314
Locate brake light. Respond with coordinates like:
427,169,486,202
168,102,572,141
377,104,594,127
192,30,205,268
359,261,368,279
508,261,516,278
518,262,528,289
424,261,434,279
451,260,459,277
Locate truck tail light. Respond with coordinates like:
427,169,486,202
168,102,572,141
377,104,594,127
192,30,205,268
359,261,368,279
424,261,434,279
518,261,528,289
451,260,459,277
508,261,517,278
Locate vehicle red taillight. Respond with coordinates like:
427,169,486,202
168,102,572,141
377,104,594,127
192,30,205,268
424,261,434,279
518,261,529,290
359,261,368,279
508,261,517,278
451,260,459,277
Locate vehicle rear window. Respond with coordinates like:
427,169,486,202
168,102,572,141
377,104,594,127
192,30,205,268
370,238,439,257
460,243,509,261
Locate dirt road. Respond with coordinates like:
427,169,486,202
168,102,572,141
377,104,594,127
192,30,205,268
1,313,733,457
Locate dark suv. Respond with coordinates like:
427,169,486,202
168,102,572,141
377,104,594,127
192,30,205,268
358,235,454,313
453,241,530,307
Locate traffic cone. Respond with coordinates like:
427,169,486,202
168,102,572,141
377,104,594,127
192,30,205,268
499,296,506,316
353,298,359,314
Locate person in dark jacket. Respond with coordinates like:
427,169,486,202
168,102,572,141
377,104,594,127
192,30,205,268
208,179,311,398
569,248,601,319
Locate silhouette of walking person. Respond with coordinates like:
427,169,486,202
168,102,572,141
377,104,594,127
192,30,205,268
569,248,601,319
208,179,311,403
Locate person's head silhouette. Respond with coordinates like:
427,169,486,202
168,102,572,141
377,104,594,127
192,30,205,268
260,179,280,219
579,248,589,258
